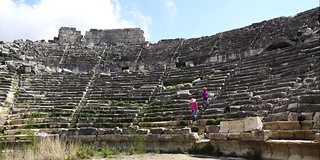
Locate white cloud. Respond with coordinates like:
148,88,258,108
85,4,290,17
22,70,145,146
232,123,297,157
0,0,150,42
165,0,176,18
128,4,152,41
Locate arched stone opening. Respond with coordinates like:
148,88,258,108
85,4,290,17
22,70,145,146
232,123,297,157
264,41,293,52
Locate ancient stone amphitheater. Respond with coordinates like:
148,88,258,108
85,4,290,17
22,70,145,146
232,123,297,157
0,7,319,160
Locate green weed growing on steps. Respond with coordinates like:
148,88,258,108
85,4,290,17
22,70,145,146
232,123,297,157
206,118,225,125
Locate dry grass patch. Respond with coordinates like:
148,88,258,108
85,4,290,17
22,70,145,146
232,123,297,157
1,137,80,160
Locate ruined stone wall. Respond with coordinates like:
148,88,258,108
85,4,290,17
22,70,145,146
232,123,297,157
57,27,145,45
58,27,83,44
83,28,145,45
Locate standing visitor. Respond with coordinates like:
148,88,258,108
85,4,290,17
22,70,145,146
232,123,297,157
190,98,198,124
202,87,209,108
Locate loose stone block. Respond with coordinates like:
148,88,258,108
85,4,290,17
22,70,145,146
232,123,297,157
229,120,244,133
205,125,220,133
244,117,263,131
287,103,298,112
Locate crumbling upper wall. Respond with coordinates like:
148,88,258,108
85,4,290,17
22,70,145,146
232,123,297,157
57,27,145,45
58,27,83,44
83,28,145,45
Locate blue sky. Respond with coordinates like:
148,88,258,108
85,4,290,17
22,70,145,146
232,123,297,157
0,0,318,43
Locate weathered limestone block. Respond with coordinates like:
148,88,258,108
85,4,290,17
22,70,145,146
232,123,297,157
229,120,244,133
251,130,272,141
313,112,320,129
267,112,288,121
314,112,320,121
315,133,320,143
176,90,191,96
150,127,166,134
300,121,314,130
302,112,314,120
244,117,263,131
79,127,97,135
293,130,317,140
208,133,228,140
287,103,298,112
205,125,219,133
219,121,229,133
227,133,241,140
174,127,191,134
278,121,301,130
185,133,199,140
313,122,320,129
278,130,294,140
288,112,298,121
68,128,79,135
8,119,25,125
239,132,252,141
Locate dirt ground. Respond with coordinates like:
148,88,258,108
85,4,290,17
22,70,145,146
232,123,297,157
96,153,245,160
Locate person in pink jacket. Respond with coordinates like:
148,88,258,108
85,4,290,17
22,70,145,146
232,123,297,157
202,87,209,108
190,98,198,123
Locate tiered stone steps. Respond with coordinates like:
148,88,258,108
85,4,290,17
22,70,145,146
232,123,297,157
5,72,91,136
0,71,14,107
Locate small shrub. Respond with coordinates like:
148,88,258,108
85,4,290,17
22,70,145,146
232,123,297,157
102,145,112,158
206,118,225,125
129,145,135,155
178,121,187,126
